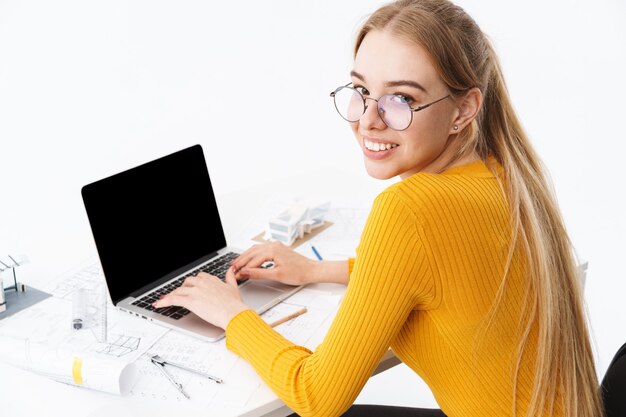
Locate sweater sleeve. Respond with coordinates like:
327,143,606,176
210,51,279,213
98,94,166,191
226,191,436,417
347,257,356,274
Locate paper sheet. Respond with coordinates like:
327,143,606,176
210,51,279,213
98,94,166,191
41,257,105,299
129,330,256,409
0,296,167,395
270,289,341,349
0,253,345,405
126,288,340,409
0,335,136,395
295,205,369,261
41,258,109,341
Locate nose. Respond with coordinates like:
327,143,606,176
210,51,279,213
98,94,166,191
359,97,387,131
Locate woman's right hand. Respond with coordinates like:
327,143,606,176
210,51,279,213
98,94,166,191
231,242,319,286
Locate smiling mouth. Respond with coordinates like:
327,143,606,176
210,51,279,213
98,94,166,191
363,138,399,152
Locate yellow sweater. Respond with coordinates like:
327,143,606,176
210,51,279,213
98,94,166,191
226,158,541,417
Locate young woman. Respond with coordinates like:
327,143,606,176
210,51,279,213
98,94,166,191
154,0,602,415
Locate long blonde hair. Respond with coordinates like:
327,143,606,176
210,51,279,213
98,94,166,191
355,1,602,416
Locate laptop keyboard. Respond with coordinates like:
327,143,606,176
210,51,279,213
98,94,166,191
131,252,241,320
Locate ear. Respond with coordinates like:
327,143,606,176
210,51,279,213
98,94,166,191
450,87,482,134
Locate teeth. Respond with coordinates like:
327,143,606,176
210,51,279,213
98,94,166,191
364,139,398,152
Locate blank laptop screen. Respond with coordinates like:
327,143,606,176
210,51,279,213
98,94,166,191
82,145,226,304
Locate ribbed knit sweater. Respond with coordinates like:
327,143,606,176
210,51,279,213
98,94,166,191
226,158,541,417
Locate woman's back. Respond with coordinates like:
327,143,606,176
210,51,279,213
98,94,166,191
388,158,549,416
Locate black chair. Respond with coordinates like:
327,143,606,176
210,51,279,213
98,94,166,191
601,342,626,417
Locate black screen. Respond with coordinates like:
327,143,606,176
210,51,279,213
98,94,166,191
82,145,226,304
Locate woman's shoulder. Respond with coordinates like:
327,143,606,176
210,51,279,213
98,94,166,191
379,157,505,219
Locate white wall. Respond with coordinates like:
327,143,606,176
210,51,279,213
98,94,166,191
1,0,625,410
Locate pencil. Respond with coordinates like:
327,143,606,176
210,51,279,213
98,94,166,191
269,307,308,328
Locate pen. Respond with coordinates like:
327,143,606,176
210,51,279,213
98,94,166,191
311,246,323,261
269,307,308,328
150,356,191,399
151,354,223,384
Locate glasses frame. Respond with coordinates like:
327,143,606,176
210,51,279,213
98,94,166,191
330,82,451,131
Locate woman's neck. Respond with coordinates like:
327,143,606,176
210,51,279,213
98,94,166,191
400,136,480,179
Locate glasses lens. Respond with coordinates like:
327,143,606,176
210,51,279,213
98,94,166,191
333,87,365,122
378,95,412,130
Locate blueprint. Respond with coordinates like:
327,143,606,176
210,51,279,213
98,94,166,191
0,291,167,394
0,255,342,404
126,288,340,409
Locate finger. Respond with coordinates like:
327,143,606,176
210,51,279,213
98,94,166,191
243,253,276,271
168,286,193,296
237,246,279,271
154,285,193,305
225,266,238,288
153,293,189,308
196,271,221,281
231,244,265,265
231,243,273,270
238,266,276,281
182,275,202,287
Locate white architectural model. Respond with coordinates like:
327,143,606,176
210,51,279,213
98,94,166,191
266,201,330,246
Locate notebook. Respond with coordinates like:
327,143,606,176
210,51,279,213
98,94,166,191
81,144,303,341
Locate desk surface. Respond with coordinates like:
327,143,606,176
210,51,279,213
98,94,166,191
0,168,402,417
0,278,400,417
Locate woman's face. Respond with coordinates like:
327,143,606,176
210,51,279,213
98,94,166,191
350,30,462,180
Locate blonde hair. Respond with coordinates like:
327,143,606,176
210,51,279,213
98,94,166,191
355,1,602,416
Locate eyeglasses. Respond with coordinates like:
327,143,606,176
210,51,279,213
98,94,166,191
330,83,450,131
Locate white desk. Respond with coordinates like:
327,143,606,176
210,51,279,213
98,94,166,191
0,167,402,417
0,284,399,417
0,263,399,417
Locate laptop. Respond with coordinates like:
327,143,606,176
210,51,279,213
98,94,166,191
81,144,303,341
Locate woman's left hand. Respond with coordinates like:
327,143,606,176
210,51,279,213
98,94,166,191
152,266,248,330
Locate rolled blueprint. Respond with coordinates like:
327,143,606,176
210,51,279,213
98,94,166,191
0,335,137,395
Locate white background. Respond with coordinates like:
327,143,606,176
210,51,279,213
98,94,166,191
1,0,625,411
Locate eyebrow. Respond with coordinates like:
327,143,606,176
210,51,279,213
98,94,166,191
350,70,428,93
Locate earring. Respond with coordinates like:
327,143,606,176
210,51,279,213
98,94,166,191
453,125,459,131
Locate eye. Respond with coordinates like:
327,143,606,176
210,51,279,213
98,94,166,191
393,94,414,105
353,85,370,96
